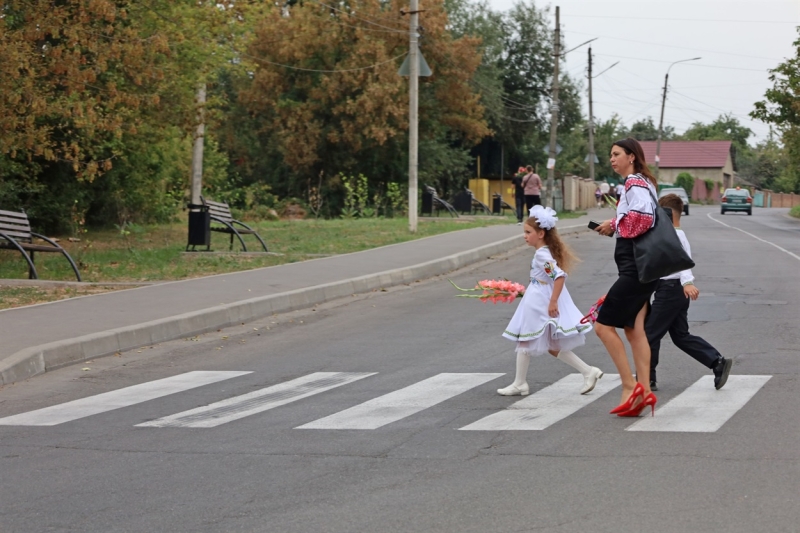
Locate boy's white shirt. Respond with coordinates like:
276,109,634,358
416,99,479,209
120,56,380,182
660,228,695,285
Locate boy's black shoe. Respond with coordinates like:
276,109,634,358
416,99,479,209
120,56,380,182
713,357,732,390
650,380,658,391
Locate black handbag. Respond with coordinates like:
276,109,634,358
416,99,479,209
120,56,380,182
632,188,695,283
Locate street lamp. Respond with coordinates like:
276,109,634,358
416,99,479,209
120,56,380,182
655,57,701,179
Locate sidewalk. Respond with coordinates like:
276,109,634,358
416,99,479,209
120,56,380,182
0,209,607,384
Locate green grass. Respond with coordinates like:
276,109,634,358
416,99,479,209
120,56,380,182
790,206,800,218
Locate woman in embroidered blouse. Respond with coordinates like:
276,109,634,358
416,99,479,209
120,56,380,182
593,138,659,417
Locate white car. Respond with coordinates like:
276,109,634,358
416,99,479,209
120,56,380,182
658,187,690,216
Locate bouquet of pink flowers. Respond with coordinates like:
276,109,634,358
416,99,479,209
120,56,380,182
580,295,606,324
449,278,526,304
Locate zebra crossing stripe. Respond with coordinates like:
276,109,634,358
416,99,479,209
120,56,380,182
459,373,621,431
297,373,504,430
137,372,376,428
626,375,771,432
0,371,252,426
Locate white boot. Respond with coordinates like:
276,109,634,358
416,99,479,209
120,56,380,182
580,367,604,394
557,351,603,394
498,351,531,396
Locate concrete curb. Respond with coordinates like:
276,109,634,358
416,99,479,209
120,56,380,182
1,223,593,385
0,230,536,385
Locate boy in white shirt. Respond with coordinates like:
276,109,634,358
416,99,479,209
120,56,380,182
645,194,732,391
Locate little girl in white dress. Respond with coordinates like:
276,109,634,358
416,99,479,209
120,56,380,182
499,206,604,396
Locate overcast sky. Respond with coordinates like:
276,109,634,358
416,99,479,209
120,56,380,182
483,0,800,144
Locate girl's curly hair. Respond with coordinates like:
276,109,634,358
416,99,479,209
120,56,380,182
525,216,579,273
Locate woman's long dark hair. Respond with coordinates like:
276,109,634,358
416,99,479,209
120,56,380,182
612,137,657,188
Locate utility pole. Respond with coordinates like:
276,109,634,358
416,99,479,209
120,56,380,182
190,84,206,206
545,6,560,209
656,57,701,179
407,0,420,232
655,74,668,180
587,47,595,182
500,144,504,210
587,50,618,182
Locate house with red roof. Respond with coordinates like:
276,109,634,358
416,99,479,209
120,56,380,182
638,140,734,202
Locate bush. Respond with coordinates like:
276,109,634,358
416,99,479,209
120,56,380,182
674,172,694,198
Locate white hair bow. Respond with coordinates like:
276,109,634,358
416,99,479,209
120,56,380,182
529,205,558,230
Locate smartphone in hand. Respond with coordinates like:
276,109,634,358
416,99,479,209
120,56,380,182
588,220,613,236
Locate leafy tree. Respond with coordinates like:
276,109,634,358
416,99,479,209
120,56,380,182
742,132,788,190
752,28,800,193
0,0,262,231
677,113,753,174
625,117,674,141
240,0,489,210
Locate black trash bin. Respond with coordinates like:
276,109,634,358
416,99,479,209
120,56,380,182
187,204,210,250
421,189,433,215
492,195,501,215
452,190,472,213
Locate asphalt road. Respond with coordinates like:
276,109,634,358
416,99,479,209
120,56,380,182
1,205,799,533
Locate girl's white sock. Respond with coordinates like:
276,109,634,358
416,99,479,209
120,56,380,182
513,351,531,387
557,350,592,377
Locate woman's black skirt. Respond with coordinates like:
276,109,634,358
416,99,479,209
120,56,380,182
595,238,657,329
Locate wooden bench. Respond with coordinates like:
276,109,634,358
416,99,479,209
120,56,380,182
465,188,491,214
200,197,268,252
0,209,82,281
423,185,459,217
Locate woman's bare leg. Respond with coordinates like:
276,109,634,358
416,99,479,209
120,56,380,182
624,304,652,396
595,322,636,403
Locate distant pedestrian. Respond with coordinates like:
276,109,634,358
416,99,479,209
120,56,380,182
511,168,526,224
645,193,732,391
499,205,602,396
600,181,611,196
595,185,603,208
615,182,624,202
522,165,543,211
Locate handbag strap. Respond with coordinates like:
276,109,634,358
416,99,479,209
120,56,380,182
639,175,659,212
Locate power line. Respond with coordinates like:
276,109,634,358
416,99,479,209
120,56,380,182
595,54,770,73
562,29,786,62
562,14,799,24
239,51,407,73
308,0,407,33
593,82,768,94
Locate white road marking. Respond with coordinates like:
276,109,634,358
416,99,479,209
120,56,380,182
0,371,251,426
707,213,800,262
459,373,621,431
297,373,504,430
138,372,376,428
626,375,771,432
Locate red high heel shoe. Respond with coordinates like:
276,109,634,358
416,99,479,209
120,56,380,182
610,382,644,414
617,392,658,417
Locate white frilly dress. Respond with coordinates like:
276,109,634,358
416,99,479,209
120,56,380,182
503,246,592,355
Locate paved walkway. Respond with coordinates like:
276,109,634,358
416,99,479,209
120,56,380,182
0,210,608,384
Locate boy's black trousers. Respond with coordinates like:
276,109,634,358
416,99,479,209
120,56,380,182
645,279,721,377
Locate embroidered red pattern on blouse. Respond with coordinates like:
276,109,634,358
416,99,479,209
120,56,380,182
617,210,654,238
624,175,650,192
